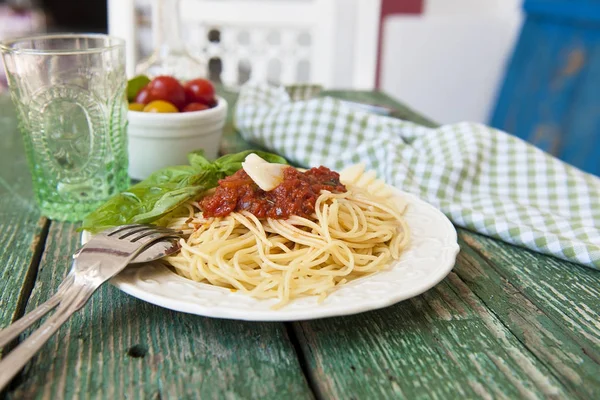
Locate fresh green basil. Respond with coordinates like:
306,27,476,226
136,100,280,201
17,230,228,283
81,150,287,233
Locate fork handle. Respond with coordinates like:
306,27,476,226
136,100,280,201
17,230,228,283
0,293,61,348
0,274,74,348
0,285,87,391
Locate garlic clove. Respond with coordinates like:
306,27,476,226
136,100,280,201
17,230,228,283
242,153,288,191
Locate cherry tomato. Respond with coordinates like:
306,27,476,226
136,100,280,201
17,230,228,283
182,102,210,112
183,78,215,106
135,87,151,104
143,100,179,113
128,103,145,111
145,76,186,110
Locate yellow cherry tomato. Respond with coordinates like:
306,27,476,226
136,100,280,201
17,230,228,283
143,100,179,113
128,103,145,112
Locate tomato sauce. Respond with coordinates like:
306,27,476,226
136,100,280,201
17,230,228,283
200,166,346,219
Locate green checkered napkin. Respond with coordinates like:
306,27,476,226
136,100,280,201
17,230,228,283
234,85,600,269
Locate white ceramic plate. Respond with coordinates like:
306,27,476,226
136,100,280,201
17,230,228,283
82,188,459,321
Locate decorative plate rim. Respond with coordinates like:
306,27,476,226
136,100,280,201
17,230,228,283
82,188,459,321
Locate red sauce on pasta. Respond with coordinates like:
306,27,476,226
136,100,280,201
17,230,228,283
200,166,346,219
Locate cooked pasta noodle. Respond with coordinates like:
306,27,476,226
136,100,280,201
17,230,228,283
164,185,410,308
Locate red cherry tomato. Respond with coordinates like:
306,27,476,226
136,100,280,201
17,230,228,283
135,86,151,104
145,76,186,110
184,78,216,106
182,102,210,112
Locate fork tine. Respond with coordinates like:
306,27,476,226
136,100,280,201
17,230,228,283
130,230,180,245
144,226,180,234
120,226,178,241
104,224,149,237
115,225,156,239
127,225,181,238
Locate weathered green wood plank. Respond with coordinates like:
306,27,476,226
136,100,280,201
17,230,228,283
9,221,313,400
460,230,600,357
295,234,600,399
455,231,600,398
294,269,575,399
0,95,48,354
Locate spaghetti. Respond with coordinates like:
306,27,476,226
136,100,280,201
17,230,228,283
163,167,410,308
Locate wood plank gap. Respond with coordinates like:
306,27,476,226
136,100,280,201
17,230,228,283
9,218,51,327
0,217,50,396
285,323,319,400
461,235,600,366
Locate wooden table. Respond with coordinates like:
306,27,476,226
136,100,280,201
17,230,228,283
1,90,599,400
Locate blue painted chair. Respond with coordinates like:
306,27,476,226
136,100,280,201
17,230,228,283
490,0,600,176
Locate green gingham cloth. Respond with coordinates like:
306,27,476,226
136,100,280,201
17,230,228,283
234,85,600,269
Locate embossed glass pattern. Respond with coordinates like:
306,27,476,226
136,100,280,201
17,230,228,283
0,34,129,221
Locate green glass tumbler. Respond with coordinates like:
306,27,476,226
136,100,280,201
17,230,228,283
0,34,129,221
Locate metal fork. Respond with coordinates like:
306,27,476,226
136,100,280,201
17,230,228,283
0,224,182,390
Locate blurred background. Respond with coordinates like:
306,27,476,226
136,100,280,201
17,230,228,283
1,0,598,175
0,0,522,124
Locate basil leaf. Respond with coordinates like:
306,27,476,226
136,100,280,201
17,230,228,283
188,149,212,169
81,150,287,233
214,150,288,176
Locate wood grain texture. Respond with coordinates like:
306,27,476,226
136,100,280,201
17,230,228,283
456,230,600,399
294,268,573,399
9,222,312,400
460,230,600,357
0,96,47,350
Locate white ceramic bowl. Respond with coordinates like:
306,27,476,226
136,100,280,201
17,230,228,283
127,96,228,180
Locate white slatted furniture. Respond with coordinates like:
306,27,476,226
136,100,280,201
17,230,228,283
108,0,381,89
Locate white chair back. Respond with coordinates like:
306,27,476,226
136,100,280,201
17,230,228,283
108,0,381,89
